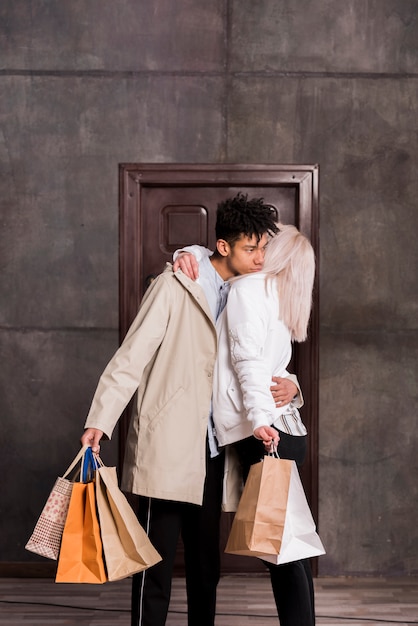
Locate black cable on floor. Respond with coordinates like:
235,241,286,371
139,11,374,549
0,599,417,623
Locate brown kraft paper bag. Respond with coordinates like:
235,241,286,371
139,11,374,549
225,455,289,558
95,464,162,582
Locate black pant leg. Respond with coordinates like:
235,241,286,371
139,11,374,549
182,449,225,626
265,558,315,626
131,497,183,626
233,435,265,480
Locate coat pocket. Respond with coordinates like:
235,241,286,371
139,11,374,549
226,384,242,413
145,386,185,433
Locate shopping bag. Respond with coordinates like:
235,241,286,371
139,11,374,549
262,457,326,565
225,455,325,565
95,462,162,581
55,450,107,584
25,445,89,560
225,454,288,558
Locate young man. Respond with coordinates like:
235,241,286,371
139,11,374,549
80,193,291,626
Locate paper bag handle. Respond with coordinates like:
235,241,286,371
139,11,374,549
267,442,280,458
62,444,90,479
81,446,101,483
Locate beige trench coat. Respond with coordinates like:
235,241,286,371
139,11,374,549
84,265,217,505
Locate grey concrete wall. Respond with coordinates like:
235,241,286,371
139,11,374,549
1,0,417,576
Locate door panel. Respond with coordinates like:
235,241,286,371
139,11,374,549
119,164,319,574
141,185,299,285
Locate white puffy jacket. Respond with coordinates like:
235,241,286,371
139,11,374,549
213,272,305,446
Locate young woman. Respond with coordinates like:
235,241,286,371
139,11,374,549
212,223,317,626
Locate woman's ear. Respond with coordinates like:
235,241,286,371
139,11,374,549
216,239,231,257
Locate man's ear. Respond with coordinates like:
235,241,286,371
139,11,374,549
216,239,231,257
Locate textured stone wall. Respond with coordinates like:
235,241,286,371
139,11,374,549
1,0,417,575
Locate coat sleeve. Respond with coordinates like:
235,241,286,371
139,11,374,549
225,283,277,432
84,274,173,439
172,244,212,262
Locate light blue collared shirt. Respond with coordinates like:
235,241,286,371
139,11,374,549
196,253,230,457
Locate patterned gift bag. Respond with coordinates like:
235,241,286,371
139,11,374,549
25,446,89,560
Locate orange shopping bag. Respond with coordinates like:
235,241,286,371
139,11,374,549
56,476,107,584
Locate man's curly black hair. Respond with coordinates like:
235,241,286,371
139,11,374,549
215,192,279,247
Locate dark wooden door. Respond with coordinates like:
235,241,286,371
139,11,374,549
119,163,319,574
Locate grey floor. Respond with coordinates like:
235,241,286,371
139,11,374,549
0,575,417,625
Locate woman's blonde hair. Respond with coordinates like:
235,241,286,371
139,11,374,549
263,223,315,342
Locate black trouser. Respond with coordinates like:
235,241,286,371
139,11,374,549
233,430,315,626
131,447,225,626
